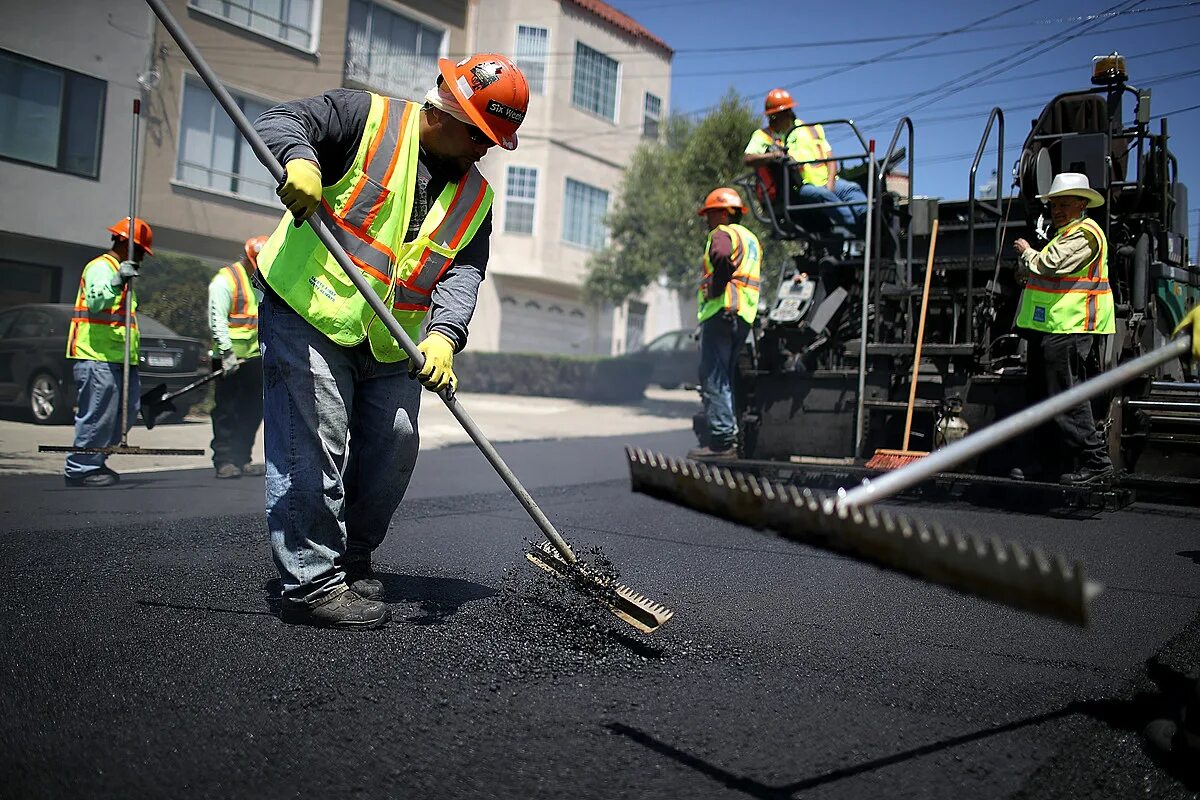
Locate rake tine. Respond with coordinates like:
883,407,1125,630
525,541,674,634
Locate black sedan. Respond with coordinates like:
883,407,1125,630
0,303,211,424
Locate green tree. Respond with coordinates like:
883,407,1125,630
136,252,219,340
585,90,779,304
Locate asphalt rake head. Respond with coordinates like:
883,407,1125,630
525,540,674,634
625,447,1102,627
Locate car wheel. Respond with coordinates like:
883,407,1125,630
29,372,72,425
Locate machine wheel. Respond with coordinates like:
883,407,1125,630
28,372,72,425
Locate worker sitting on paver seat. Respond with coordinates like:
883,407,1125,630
252,54,528,629
743,88,867,235
208,235,268,480
688,188,762,461
63,218,153,488
1010,172,1115,486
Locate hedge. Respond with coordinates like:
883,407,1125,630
454,351,649,404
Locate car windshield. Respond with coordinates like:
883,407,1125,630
138,316,180,337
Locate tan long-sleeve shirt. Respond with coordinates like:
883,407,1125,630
1020,216,1101,276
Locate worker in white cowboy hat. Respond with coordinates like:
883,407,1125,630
1009,172,1114,486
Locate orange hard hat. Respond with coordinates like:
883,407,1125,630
244,235,269,268
764,88,795,117
437,54,529,151
697,187,745,215
108,217,154,255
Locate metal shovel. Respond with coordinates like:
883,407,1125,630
140,361,249,430
146,0,672,634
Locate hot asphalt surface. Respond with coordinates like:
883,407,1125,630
3,429,1200,799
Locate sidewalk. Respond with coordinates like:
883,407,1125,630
0,387,697,476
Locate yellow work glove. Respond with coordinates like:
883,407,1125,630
413,332,457,394
1174,306,1200,361
277,159,322,226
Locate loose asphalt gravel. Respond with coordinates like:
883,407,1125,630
3,430,1200,799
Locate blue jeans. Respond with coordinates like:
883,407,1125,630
260,295,421,605
698,314,750,449
796,178,867,230
64,360,139,477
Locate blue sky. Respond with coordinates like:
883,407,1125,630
609,0,1200,239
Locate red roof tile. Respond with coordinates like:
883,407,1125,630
562,0,673,58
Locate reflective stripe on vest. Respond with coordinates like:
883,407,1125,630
256,92,492,362
66,253,139,363
698,223,762,324
791,121,831,187
215,262,260,359
1016,216,1115,334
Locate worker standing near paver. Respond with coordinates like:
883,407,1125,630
208,235,268,479
743,88,867,233
251,54,528,629
688,188,762,461
63,218,153,488
1011,172,1115,486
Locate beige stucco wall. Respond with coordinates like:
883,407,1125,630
468,0,674,353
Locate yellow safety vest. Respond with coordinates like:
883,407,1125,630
257,93,493,362
66,254,139,363
698,223,762,324
1016,216,1114,334
790,121,833,187
213,261,259,359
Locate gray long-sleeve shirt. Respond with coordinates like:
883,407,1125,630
252,88,490,352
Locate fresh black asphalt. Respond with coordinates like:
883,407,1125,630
2,429,1199,799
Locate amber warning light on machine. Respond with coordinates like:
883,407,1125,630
1091,52,1128,86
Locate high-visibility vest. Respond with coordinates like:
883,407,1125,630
1016,216,1115,334
66,253,139,363
257,93,494,362
212,261,259,359
698,223,762,324
790,121,833,188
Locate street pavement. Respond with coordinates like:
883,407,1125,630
2,397,1200,798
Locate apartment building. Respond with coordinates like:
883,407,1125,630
0,0,153,308
2,0,680,354
469,0,681,355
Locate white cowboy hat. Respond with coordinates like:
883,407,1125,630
1037,172,1104,208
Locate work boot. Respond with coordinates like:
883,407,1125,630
1144,675,1200,761
240,463,266,477
215,463,242,479
687,445,738,461
1059,464,1114,486
279,586,390,629
64,471,118,488
345,562,384,601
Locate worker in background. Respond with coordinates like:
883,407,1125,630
743,88,867,234
1011,172,1114,486
688,188,762,461
208,235,268,480
252,54,528,629
63,218,153,488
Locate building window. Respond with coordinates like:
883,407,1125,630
643,92,662,139
346,0,445,101
176,76,275,203
0,50,105,179
514,25,548,95
562,178,609,250
189,0,317,51
504,166,537,235
571,42,618,121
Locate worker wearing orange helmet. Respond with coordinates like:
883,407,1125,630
743,88,867,233
63,217,153,488
689,188,762,461
207,235,269,480
251,54,529,629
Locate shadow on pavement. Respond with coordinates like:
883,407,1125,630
608,665,1200,797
